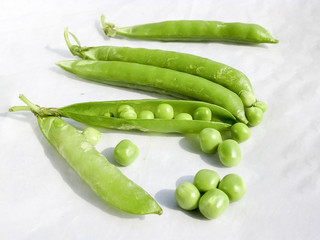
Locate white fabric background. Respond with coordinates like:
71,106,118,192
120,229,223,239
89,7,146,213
1,0,320,239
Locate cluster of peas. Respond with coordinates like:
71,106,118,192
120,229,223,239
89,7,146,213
199,122,251,167
175,169,246,219
108,103,217,121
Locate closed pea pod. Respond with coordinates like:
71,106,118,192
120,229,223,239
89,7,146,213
65,28,259,107
101,15,278,44
57,60,248,123
9,95,162,215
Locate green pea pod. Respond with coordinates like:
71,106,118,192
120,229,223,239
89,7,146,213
10,98,234,134
101,15,278,44
56,60,248,124
64,28,256,107
9,95,162,216
57,99,235,133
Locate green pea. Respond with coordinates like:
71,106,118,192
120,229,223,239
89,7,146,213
218,139,241,167
138,110,155,119
117,104,135,114
82,127,101,145
193,107,212,121
245,107,264,126
114,139,139,166
193,169,220,192
218,174,246,202
199,188,229,219
175,182,200,210
119,109,137,119
155,103,174,119
199,128,222,154
253,100,267,112
174,113,193,120
231,123,251,143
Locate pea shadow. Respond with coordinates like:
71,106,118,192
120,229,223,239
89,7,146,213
178,135,225,168
7,112,145,219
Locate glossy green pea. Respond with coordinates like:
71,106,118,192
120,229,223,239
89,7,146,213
218,139,242,167
175,182,200,210
119,109,137,119
246,107,264,126
218,174,246,202
101,16,278,44
57,59,248,123
193,169,220,192
65,28,262,108
138,110,154,119
174,113,193,120
199,189,229,219
231,123,251,143
193,107,212,121
155,103,174,119
117,104,135,114
114,139,139,166
199,128,222,154
9,95,162,215
82,127,101,145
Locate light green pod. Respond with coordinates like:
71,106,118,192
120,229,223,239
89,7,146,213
65,28,257,107
38,116,162,215
57,60,248,123
101,16,278,44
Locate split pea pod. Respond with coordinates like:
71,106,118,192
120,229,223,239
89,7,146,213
9,95,162,215
11,99,235,134
101,15,278,44
65,28,257,107
56,60,248,123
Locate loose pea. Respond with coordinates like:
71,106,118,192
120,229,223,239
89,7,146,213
218,174,246,202
119,109,137,119
231,123,251,143
193,107,212,121
114,139,139,166
199,188,229,219
245,107,263,126
82,127,101,145
117,104,135,114
175,182,200,210
174,113,193,120
218,139,241,167
155,103,174,119
194,169,220,192
138,110,154,119
199,128,222,154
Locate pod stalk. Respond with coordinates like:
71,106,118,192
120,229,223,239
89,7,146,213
101,15,117,37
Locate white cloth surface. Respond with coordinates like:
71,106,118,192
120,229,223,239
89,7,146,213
1,0,320,239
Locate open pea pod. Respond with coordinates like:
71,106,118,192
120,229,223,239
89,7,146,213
57,99,236,133
9,95,162,216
